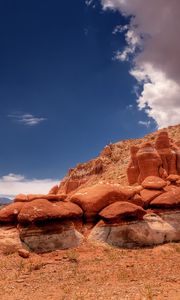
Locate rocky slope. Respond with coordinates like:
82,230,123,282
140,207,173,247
57,124,180,195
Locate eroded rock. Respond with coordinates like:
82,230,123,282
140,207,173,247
88,211,180,247
19,221,84,253
99,202,146,221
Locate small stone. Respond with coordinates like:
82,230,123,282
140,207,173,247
18,248,30,259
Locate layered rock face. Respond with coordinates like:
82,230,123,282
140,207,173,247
0,128,180,253
127,131,180,184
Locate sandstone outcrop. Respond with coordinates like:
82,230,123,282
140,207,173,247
1,125,180,253
0,202,24,223
19,221,84,253
150,188,180,208
70,184,141,220
141,176,167,190
88,211,180,247
99,202,146,222
127,130,180,185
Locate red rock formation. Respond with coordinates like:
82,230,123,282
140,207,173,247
141,176,167,190
99,202,146,221
127,130,180,185
0,202,24,223
136,143,162,183
70,184,140,220
127,146,140,185
150,188,180,208
140,189,163,208
18,199,83,224
155,131,177,175
48,185,59,194
14,193,67,202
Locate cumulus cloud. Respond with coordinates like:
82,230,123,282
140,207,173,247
101,0,180,128
0,173,59,199
8,113,47,126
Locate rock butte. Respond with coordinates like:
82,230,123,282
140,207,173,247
0,127,180,253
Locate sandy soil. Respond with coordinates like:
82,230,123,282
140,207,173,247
0,241,179,300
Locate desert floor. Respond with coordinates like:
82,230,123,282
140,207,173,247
0,241,180,300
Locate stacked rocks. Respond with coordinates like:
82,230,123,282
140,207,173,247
127,131,180,184
0,177,180,252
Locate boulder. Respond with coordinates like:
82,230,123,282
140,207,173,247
19,221,84,253
88,211,180,247
166,174,180,182
0,202,24,223
27,194,66,202
54,201,83,219
18,199,83,224
0,226,23,254
130,194,144,207
18,248,30,258
14,194,29,202
163,185,179,192
70,184,141,219
150,189,180,208
136,143,162,183
141,176,167,189
48,185,59,194
99,202,146,221
60,178,88,194
140,189,163,207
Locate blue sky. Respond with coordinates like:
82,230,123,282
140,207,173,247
0,0,160,196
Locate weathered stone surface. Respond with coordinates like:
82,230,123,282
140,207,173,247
127,131,180,185
54,201,83,219
155,131,177,175
14,194,29,202
18,199,83,224
127,146,140,185
88,211,180,247
163,185,179,192
141,176,167,189
70,184,140,219
27,194,66,202
150,189,180,208
130,194,144,207
48,185,59,194
0,202,24,223
19,221,84,253
59,178,88,194
0,226,23,253
18,248,30,258
136,143,162,183
99,202,146,221
140,189,163,207
166,174,180,182
176,149,180,175
14,193,66,202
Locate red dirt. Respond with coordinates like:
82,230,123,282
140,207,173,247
0,241,179,300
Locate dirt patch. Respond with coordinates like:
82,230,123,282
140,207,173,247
0,241,179,300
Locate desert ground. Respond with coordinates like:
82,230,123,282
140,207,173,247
0,241,179,300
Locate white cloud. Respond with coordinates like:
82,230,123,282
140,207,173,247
8,113,47,126
101,0,180,128
0,173,59,199
138,120,151,128
126,104,133,110
85,0,94,7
